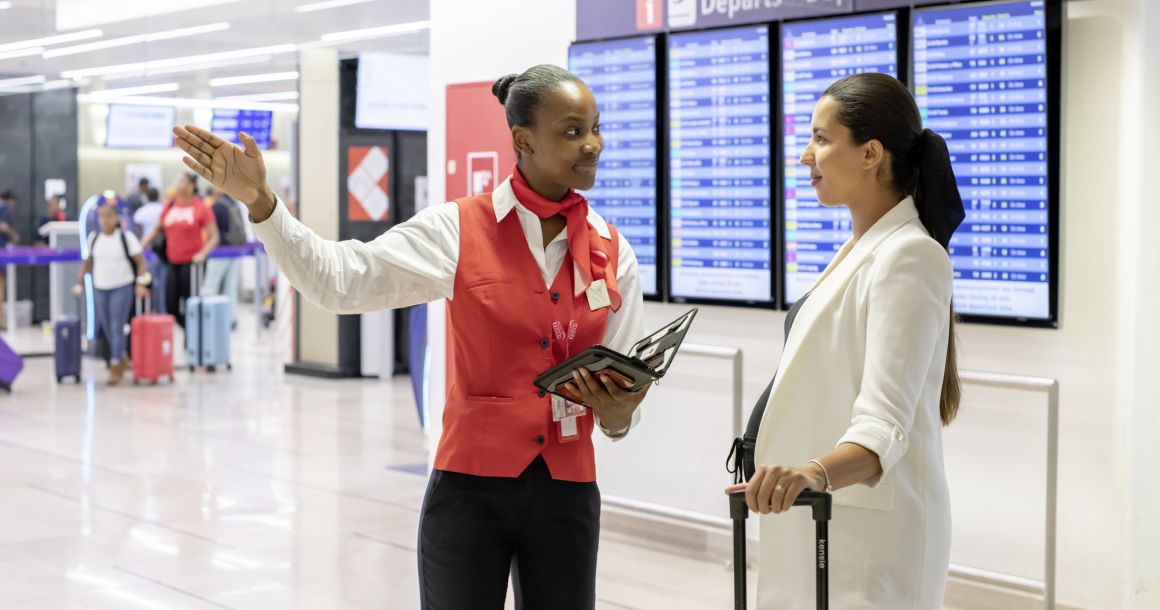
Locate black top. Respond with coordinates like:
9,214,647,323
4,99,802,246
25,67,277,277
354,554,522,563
739,293,810,479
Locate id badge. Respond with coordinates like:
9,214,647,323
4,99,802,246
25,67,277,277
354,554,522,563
552,394,587,422
586,279,611,311
558,415,579,443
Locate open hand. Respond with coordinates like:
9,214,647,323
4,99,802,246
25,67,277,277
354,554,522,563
173,125,274,217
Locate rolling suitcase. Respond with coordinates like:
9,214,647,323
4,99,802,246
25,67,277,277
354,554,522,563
54,317,83,383
131,297,175,384
0,336,23,392
729,490,831,610
185,264,231,372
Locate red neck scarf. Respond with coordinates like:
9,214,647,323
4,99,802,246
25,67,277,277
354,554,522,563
509,167,621,312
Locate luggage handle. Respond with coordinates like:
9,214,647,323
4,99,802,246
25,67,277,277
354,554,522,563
191,262,204,295
190,262,205,368
729,490,831,610
136,295,151,317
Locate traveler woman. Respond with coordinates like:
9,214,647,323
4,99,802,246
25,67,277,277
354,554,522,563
141,172,219,333
726,73,966,609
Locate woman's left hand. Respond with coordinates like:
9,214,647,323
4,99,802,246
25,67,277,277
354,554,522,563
560,368,649,432
730,463,827,515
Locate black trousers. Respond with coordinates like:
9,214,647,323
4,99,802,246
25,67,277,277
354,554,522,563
417,456,601,610
165,262,194,331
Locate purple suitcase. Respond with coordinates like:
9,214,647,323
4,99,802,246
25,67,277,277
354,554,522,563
55,318,83,383
0,336,24,392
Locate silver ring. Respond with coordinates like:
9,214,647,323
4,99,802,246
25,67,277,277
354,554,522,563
774,485,786,494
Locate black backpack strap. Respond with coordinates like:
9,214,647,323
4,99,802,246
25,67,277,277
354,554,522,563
118,229,134,270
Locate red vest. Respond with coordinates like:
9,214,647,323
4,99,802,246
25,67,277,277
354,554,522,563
434,192,620,483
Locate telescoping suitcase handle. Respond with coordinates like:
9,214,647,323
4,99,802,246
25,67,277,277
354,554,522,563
136,295,152,317
729,490,832,610
190,263,205,367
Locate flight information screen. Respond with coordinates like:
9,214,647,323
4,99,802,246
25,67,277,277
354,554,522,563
211,109,273,149
569,36,660,297
914,0,1053,321
781,12,899,305
668,25,773,304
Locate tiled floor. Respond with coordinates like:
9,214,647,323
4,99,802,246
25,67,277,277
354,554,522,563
0,313,974,609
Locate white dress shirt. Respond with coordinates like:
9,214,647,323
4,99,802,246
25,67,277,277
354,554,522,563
251,177,645,438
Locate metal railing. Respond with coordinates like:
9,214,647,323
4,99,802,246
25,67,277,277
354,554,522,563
952,370,1059,610
602,342,743,530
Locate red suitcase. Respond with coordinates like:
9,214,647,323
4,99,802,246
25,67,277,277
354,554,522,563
131,298,175,385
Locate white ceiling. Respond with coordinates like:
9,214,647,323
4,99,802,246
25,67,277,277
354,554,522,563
0,0,428,101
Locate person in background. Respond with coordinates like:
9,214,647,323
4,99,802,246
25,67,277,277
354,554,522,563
35,194,67,245
133,188,166,312
125,178,150,212
203,188,245,329
73,203,150,385
0,190,20,330
141,173,219,342
0,191,20,248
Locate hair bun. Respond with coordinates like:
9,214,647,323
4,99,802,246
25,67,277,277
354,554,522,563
492,74,518,105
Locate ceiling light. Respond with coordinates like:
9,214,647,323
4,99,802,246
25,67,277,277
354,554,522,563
319,20,430,43
0,75,47,89
295,0,374,13
89,82,180,97
0,2,13,10
0,29,103,54
216,91,299,102
61,43,296,79
42,79,77,90
77,93,297,113
99,56,274,82
209,71,299,87
44,22,230,59
0,47,44,61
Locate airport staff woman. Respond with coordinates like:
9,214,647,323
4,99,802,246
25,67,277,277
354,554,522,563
173,64,648,610
725,73,966,609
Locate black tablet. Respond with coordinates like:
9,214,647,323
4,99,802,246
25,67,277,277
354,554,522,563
533,308,698,396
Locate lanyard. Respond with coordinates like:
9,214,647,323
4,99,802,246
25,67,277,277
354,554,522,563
551,319,578,360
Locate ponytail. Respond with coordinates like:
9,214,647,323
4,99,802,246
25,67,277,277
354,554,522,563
911,129,965,426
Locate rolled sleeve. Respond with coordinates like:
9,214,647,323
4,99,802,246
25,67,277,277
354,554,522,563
837,236,952,487
251,196,459,314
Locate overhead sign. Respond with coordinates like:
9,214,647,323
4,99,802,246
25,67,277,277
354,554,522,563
575,0,978,41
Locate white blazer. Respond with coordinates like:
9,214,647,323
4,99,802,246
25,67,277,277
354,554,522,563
755,197,953,609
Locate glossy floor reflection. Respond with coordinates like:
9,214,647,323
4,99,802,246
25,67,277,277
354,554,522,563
0,313,755,610
0,313,973,610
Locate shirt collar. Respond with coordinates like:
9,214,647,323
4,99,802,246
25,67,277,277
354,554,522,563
492,175,611,240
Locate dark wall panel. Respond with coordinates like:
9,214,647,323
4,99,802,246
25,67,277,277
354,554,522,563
0,90,79,322
0,94,34,240
395,131,427,221
32,89,79,220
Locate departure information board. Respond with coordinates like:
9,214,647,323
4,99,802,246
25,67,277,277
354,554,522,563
781,12,899,304
914,0,1054,321
570,36,660,297
668,25,773,304
211,108,273,149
